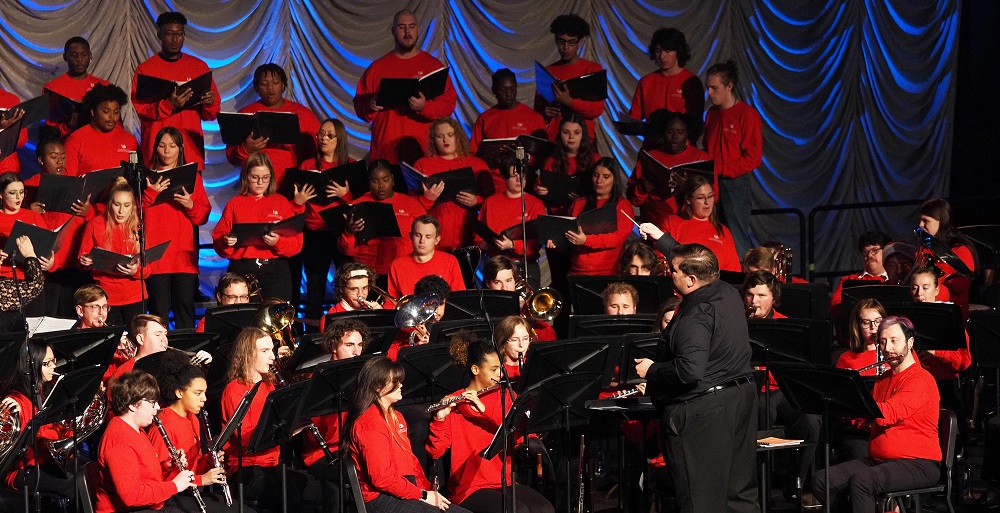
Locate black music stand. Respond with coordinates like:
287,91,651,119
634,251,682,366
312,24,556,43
427,319,494,346
748,319,832,366
165,329,222,354
213,381,261,513
363,326,400,355
618,333,659,385
324,309,396,329
0,333,27,387
841,284,911,310
37,327,123,372
969,310,1000,420
396,345,466,406
568,314,657,338
568,275,672,315
247,381,308,513
720,270,746,286
882,302,966,352
286,333,327,374
517,340,612,393
779,283,831,321
770,363,883,512
203,304,260,343
443,290,519,321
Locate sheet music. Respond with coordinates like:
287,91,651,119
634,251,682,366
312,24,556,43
27,316,77,337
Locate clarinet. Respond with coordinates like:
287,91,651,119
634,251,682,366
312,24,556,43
270,365,338,462
200,410,233,506
153,416,207,513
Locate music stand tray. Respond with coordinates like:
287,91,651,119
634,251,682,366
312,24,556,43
299,355,376,419
518,372,604,434
364,326,401,356
37,327,124,372
618,333,659,385
779,283,831,321
443,290,520,321
165,329,222,354
568,275,672,315
883,302,966,352
246,381,308,455
203,304,259,343
324,309,396,329
286,333,328,374
841,284,911,307
568,314,656,338
396,345,466,406
748,319,832,365
517,340,612,393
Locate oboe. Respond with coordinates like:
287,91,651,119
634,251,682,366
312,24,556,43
152,416,207,513
200,410,232,506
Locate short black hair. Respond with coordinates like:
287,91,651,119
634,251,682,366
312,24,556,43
706,60,739,87
414,275,451,301
83,83,128,111
35,126,63,158
324,318,371,354
64,37,90,53
857,231,891,254
550,14,590,38
647,28,691,66
742,270,782,306
156,12,187,28
483,255,516,283
491,68,516,88
253,63,288,90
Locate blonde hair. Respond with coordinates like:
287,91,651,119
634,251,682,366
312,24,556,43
226,327,275,385
103,178,139,254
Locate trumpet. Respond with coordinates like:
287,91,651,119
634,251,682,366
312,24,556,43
152,416,207,513
426,383,501,413
200,410,231,506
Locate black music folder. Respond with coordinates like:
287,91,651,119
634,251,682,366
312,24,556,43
0,94,50,127
3,219,72,262
217,110,301,146
135,71,213,110
637,150,714,196
535,170,582,209
376,67,450,107
476,134,556,168
320,201,401,244
279,161,369,205
45,89,87,125
470,218,535,243
37,167,123,213
534,61,608,103
613,119,648,137
535,205,618,251
87,240,169,274
149,163,199,206
0,124,20,162
230,213,306,247
401,163,478,203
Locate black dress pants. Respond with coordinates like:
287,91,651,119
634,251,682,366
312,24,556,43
812,457,940,513
147,272,199,328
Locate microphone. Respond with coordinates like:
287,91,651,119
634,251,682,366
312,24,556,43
128,151,138,166
514,146,527,175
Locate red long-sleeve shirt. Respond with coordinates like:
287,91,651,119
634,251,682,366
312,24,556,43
225,100,321,184
869,362,941,462
64,124,139,176
78,216,146,305
0,91,28,173
141,169,210,275
426,387,513,504
349,405,430,502
627,145,711,227
835,349,878,376
829,272,887,319
131,54,221,169
25,173,96,272
2,392,64,490
703,101,762,179
388,251,466,299
212,194,303,260
476,192,546,259
96,416,178,513
566,197,633,275
147,407,213,486
0,208,48,278
43,73,110,137
337,193,426,275
470,103,547,153
302,411,345,467
935,245,975,316
662,214,741,273
540,152,601,178
413,155,491,252
221,380,279,472
533,59,605,141
629,69,704,121
299,157,355,231
353,51,457,164
921,330,972,380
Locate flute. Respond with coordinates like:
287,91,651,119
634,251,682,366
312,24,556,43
426,383,501,413
152,416,207,513
200,410,232,506
855,355,904,373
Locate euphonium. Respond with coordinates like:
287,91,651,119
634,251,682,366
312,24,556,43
253,301,298,358
517,281,562,322
49,392,107,468
0,407,21,462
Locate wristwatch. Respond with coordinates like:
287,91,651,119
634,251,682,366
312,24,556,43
421,490,428,500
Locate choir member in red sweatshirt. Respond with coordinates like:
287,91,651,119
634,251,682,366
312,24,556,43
546,158,632,276
0,90,27,173
340,159,426,278
627,111,710,226
78,180,148,325
353,10,457,165
470,68,547,173
829,231,892,319
142,127,210,328
225,63,320,184
96,370,200,513
476,154,547,282
319,262,381,332
0,172,50,278
131,12,220,169
43,37,110,138
413,118,491,251
917,198,977,316
347,356,465,513
387,215,466,300
212,152,309,302
427,335,554,513
64,84,139,176
629,28,704,144
813,317,941,513
703,60,763,257
482,256,557,341
535,113,601,216
534,15,605,142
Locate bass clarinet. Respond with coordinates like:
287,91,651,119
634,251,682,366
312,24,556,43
200,410,232,506
152,416,207,513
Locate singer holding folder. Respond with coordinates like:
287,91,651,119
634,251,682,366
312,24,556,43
534,15,605,142
43,37,110,138
64,84,139,176
0,89,27,172
0,172,52,281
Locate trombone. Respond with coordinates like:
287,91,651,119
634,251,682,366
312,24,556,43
516,281,562,322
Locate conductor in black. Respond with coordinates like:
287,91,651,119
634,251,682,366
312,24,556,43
635,243,758,513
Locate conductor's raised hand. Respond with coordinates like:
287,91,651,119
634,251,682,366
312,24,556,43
408,91,427,113
422,181,445,202
344,212,364,235
293,183,317,205
638,222,664,241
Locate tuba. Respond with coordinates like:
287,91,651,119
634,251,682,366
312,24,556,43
48,392,107,468
517,281,562,322
0,408,21,462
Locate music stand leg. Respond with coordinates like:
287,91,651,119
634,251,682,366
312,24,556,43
281,460,288,513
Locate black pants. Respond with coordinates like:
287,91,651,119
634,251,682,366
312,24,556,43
147,273,199,328
228,259,292,302
366,493,473,513
44,268,91,317
812,457,940,513
11,466,75,499
661,380,759,513
127,492,243,513
289,228,341,321
233,464,319,513
459,485,554,513
306,456,343,512
108,301,144,327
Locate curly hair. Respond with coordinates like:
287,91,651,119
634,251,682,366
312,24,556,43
323,318,370,355
647,28,691,66
83,83,128,111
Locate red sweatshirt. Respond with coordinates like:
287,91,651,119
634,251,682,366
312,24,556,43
212,194,303,260
426,387,513,504
413,155,491,252
147,407,213,486
299,157,355,232
221,380,279,472
2,392,64,490
302,411,346,467
835,349,878,376
627,145,711,227
141,168,210,275
829,272,886,319
533,321,557,341
470,103,547,153
703,101,762,179
476,192,547,259
225,100,321,184
541,152,602,178
869,362,941,462
533,59,605,141
25,173,96,272
78,216,147,305
349,405,430,502
921,330,972,380
337,193,426,275
131,54,221,168
96,416,178,513
43,73,110,137
319,301,353,333
64,124,139,176
566,197,633,275
629,68,704,121
0,91,27,173
0,208,48,278
354,51,457,164
387,251,466,299
662,214,741,272
935,245,975,316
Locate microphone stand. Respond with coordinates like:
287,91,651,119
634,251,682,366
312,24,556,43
515,146,530,288
11,255,42,513
121,151,148,315
478,287,515,513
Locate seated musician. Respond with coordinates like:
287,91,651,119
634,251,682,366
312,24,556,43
426,334,554,513
110,314,170,382
482,255,556,341
495,315,535,383
387,275,450,361
813,316,942,513
835,298,888,462
95,370,202,513
346,357,467,513
917,198,977,316
74,283,109,329
741,245,807,283
387,214,465,299
743,270,785,319
655,296,682,331
829,231,891,318
617,240,657,276
602,282,638,315
882,242,915,285
318,262,379,332
195,272,251,332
